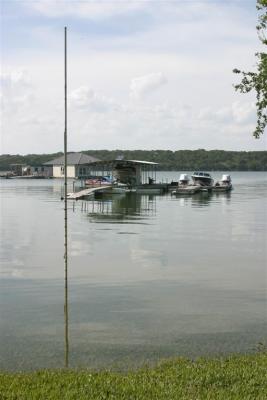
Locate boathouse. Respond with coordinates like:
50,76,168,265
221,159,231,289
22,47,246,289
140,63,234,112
44,152,100,179
88,159,158,186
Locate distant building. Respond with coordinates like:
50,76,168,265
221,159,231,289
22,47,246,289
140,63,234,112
10,164,27,176
30,165,53,178
44,152,100,178
10,163,53,177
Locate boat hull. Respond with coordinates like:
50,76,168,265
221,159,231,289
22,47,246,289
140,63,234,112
172,186,200,195
212,185,232,192
192,177,214,186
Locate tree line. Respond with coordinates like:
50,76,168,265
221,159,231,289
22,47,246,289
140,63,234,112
0,150,266,171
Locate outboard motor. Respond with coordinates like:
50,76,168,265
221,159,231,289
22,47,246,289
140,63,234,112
221,174,231,183
179,174,190,185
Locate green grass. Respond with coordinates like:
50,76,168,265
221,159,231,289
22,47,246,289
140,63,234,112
1,354,267,399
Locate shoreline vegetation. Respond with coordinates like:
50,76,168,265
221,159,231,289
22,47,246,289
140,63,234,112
0,149,267,171
1,353,266,399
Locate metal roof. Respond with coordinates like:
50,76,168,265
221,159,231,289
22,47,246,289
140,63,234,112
128,160,158,165
89,159,158,166
44,153,100,166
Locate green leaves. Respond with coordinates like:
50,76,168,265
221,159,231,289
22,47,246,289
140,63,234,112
234,0,267,138
1,150,267,171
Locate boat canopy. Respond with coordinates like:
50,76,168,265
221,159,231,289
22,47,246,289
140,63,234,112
179,174,189,181
192,172,211,178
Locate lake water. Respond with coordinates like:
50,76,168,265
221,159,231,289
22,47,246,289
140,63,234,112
0,172,266,371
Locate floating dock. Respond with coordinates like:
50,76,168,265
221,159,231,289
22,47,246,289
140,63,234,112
67,181,230,200
67,183,170,199
67,186,108,199
136,183,169,194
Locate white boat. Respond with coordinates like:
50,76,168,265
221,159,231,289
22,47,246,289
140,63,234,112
191,172,214,187
172,174,200,195
179,174,190,185
213,174,232,192
172,186,200,195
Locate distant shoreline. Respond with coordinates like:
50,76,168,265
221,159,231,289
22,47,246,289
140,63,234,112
1,149,267,171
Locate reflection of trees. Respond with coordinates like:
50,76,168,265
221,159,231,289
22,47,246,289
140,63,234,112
78,194,157,223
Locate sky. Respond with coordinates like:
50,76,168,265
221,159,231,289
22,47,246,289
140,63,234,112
0,0,266,154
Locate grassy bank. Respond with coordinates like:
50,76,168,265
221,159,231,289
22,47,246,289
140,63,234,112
1,354,267,399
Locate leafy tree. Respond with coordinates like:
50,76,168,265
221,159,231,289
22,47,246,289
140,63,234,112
1,150,267,171
233,0,267,138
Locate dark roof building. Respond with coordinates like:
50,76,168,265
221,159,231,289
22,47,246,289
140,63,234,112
44,152,100,166
43,152,101,178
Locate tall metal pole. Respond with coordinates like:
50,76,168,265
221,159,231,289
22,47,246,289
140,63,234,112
64,26,69,368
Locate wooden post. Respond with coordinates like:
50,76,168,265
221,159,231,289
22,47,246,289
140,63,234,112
64,26,69,369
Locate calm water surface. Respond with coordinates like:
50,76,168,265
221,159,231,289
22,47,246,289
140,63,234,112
0,172,266,370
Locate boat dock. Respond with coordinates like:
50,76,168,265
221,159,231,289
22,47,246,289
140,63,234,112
67,179,231,200
67,183,171,199
67,186,108,199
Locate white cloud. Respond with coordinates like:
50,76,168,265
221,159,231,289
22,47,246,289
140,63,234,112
232,101,256,124
0,69,31,87
198,102,256,126
0,69,35,114
69,86,118,113
130,72,167,99
1,63,265,154
66,94,264,151
1,1,265,153
29,0,148,20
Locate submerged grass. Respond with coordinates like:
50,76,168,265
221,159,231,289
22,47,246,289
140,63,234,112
0,353,267,399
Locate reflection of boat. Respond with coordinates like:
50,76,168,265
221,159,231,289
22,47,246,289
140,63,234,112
191,192,213,207
191,172,214,187
213,175,232,192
